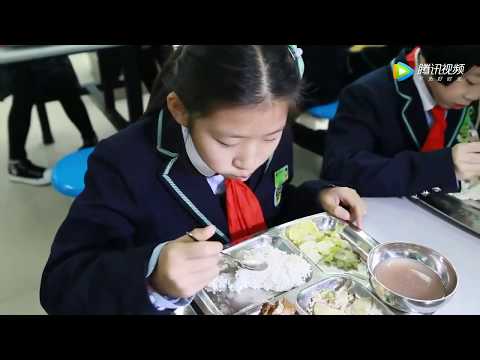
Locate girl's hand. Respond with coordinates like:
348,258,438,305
319,187,367,229
149,225,223,299
452,142,480,181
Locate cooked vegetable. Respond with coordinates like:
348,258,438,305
286,220,361,271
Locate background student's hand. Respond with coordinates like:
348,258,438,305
318,186,367,229
149,225,223,299
452,142,480,181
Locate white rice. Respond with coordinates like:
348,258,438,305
207,244,312,293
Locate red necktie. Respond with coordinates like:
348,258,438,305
421,105,448,152
224,178,267,245
405,47,448,152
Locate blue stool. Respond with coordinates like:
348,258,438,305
307,101,339,119
52,147,94,197
293,101,339,156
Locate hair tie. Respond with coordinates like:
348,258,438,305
288,45,305,79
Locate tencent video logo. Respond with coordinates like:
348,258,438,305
393,61,415,81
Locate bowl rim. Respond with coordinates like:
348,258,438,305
367,241,459,303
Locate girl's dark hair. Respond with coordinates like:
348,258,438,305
145,45,303,118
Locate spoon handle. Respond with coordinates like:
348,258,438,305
221,252,237,262
187,232,262,271
187,232,231,259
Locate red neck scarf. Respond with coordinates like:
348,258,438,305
224,178,267,245
406,47,448,152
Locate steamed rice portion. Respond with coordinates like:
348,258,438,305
207,244,312,293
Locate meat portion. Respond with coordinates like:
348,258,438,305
260,298,297,315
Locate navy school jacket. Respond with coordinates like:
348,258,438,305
40,109,331,314
323,49,479,197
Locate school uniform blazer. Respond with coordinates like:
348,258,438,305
323,48,479,197
40,109,331,315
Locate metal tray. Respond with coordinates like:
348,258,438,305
410,193,480,238
296,275,395,315
194,234,323,315
174,304,198,315
271,213,380,284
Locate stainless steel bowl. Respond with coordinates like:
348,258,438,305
367,242,458,314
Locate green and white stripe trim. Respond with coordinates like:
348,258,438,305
162,157,229,242
156,109,230,242
156,110,179,158
391,59,420,149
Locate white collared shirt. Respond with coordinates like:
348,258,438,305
412,48,448,127
411,48,461,189
181,126,226,195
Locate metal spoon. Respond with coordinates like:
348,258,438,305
220,252,268,271
186,232,268,271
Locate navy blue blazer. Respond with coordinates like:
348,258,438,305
323,49,479,197
40,109,331,315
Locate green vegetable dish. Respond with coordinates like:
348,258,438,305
285,220,366,275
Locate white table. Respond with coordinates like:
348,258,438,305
363,197,480,315
0,45,120,64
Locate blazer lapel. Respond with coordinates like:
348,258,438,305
158,156,230,244
391,52,430,149
154,109,230,244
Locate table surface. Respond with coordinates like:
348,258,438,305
363,197,480,315
0,45,121,64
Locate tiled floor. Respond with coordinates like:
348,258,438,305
0,53,323,314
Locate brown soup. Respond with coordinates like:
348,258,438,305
373,258,446,300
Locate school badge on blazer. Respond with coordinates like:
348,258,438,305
274,165,289,207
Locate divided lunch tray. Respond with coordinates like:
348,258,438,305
190,213,393,315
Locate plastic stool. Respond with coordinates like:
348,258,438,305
52,147,94,197
307,101,339,119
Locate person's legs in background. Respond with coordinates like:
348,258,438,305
45,57,98,149
150,45,174,68
59,93,98,149
138,46,160,93
151,45,174,68
7,63,51,185
98,45,174,95
139,45,174,92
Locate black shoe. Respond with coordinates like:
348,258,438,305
8,159,51,186
80,135,98,150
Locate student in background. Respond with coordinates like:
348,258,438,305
97,45,174,94
323,46,480,197
7,57,98,186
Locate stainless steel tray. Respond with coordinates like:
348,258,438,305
193,213,384,315
296,275,395,315
271,213,380,284
174,304,198,315
410,193,480,238
194,234,323,315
